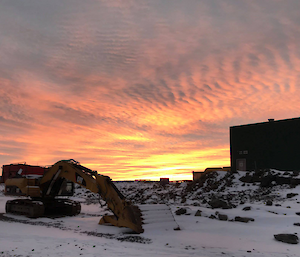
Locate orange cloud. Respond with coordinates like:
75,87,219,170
1,1,300,180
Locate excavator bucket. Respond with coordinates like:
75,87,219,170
99,204,179,233
138,204,180,231
99,204,144,233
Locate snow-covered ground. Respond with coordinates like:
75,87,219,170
1,170,300,257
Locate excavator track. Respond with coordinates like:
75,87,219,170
43,199,81,216
5,199,81,218
6,199,44,218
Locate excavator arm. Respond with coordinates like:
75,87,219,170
39,160,143,233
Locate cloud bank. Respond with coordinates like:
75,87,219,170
0,0,300,180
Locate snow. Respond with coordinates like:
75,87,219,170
1,171,300,257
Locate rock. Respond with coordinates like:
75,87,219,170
175,208,187,215
209,214,217,219
194,210,202,216
287,193,298,199
268,210,278,215
234,216,255,223
276,176,290,185
218,214,228,221
266,200,273,206
243,206,251,211
181,197,187,203
274,234,299,244
239,174,253,183
260,175,275,187
291,178,300,186
208,199,230,209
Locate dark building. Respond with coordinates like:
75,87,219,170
192,171,205,181
160,178,169,185
230,117,300,172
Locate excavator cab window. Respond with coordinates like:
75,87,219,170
57,180,74,196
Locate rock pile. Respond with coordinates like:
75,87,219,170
240,169,300,187
72,169,300,209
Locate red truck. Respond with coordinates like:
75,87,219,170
1,163,48,183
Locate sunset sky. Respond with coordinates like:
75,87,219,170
1,0,300,181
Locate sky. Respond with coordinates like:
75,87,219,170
1,0,300,181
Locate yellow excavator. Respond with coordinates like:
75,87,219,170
4,159,144,233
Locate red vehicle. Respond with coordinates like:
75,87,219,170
1,163,48,183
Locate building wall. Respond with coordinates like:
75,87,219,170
160,178,169,185
193,168,230,181
193,171,204,181
2,164,47,183
230,117,300,172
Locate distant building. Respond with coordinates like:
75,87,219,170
230,117,300,172
1,163,47,183
204,167,222,173
193,167,230,181
160,178,169,185
192,171,204,181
